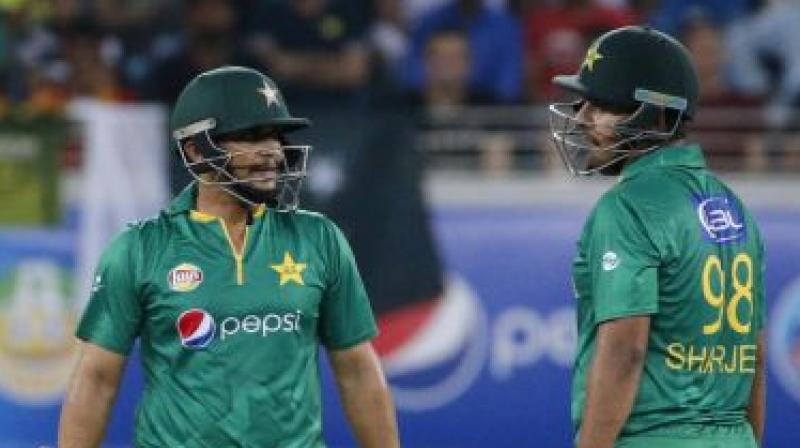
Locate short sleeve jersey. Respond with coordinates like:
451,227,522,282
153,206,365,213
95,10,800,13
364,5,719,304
571,145,765,437
77,183,378,447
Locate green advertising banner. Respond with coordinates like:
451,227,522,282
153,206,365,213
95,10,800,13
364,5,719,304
0,119,67,226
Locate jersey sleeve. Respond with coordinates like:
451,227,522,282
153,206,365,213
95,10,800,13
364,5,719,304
76,228,143,355
587,191,662,323
318,221,378,350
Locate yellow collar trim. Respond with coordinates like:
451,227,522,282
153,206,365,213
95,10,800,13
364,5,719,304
252,204,266,218
189,210,217,223
189,204,267,223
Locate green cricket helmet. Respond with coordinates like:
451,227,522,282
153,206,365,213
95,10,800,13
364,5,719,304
171,66,312,210
548,26,699,175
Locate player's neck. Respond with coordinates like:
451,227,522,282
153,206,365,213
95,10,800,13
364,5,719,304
195,184,249,226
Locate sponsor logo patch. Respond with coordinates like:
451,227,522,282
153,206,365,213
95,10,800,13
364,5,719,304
695,195,746,244
177,309,216,349
601,251,619,271
168,263,203,292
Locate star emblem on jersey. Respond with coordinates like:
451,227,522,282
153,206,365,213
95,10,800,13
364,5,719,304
271,252,307,286
583,44,603,72
257,81,280,107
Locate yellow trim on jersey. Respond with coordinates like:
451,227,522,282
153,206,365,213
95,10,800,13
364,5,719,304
189,207,262,285
189,210,218,223
252,204,266,218
190,205,267,222
218,218,248,285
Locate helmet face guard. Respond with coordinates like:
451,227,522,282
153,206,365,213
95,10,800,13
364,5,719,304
173,118,311,211
548,89,687,176
547,26,698,176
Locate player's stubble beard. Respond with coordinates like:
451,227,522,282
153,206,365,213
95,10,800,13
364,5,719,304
223,142,286,206
230,181,279,206
227,164,282,207
586,136,627,176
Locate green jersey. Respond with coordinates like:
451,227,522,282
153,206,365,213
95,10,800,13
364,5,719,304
77,183,378,447
572,145,765,437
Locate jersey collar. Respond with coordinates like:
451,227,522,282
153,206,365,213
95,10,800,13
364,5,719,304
620,143,706,181
164,182,266,219
165,182,198,216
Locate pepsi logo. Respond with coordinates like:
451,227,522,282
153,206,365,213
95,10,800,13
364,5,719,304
381,276,489,411
378,275,576,411
168,263,203,292
177,309,216,349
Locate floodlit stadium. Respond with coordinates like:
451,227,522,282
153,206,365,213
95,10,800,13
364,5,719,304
0,1,799,447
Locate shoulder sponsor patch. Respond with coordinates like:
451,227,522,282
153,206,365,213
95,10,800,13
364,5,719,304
694,195,746,244
601,251,620,271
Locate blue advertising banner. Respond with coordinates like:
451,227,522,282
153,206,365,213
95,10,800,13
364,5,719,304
0,206,798,447
0,228,80,447
324,206,800,447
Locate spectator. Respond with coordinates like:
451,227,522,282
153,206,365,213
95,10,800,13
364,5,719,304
94,0,178,31
244,0,372,106
369,0,409,87
58,18,134,102
2,7,131,115
416,28,512,175
142,0,255,105
726,0,800,172
0,9,12,104
406,0,523,103
727,0,800,127
681,15,767,171
522,0,638,101
92,0,182,92
647,0,757,37
418,28,491,108
404,0,509,23
0,2,65,105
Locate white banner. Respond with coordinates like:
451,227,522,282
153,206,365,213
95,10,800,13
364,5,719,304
69,100,169,311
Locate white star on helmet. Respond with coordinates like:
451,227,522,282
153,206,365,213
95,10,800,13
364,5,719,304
257,81,280,107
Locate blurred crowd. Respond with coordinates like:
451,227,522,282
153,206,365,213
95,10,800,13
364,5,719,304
1,0,799,171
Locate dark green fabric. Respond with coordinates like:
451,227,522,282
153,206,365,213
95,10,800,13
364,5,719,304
77,183,377,446
572,144,765,437
170,66,310,136
554,26,699,118
614,423,758,448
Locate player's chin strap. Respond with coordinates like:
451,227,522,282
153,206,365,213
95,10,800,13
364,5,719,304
549,88,688,176
173,118,309,212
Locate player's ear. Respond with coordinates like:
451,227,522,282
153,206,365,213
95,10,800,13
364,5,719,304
181,139,202,164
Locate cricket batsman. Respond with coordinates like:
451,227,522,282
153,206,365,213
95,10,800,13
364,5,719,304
549,26,766,448
59,66,400,447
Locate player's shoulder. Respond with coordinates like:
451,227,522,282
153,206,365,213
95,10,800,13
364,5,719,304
592,174,675,226
274,208,332,227
596,179,653,210
272,208,344,236
285,208,327,221
271,209,352,255
108,212,173,255
609,167,690,215
618,167,678,198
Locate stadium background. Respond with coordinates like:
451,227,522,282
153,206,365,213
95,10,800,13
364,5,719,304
1,0,799,446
